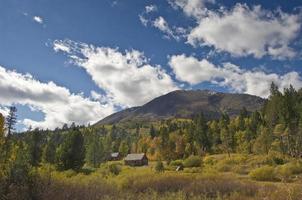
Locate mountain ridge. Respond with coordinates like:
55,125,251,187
96,90,266,125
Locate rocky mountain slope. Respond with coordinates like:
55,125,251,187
96,90,265,125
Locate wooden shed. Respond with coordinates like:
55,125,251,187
110,152,121,161
124,153,148,166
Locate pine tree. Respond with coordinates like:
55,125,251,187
0,113,6,164
220,128,232,157
119,140,129,157
155,160,164,173
28,129,42,166
193,113,210,153
253,126,273,154
86,136,104,168
56,128,85,171
149,125,157,139
238,107,248,131
5,106,17,137
42,140,56,164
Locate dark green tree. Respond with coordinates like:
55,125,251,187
42,141,56,164
5,106,17,137
118,140,129,157
149,125,157,139
27,129,43,166
86,136,104,168
193,113,210,153
56,128,85,171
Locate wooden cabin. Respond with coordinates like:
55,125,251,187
124,153,148,166
110,152,121,161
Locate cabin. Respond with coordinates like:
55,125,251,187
110,152,121,161
124,153,148,166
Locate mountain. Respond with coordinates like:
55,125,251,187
96,90,266,125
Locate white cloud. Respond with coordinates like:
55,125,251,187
53,42,71,53
169,54,302,97
90,90,109,104
187,4,301,59
0,106,9,117
53,40,178,107
145,5,158,13
141,16,186,41
0,66,114,130
139,15,148,26
139,5,187,41
153,16,177,39
33,16,43,24
168,0,215,19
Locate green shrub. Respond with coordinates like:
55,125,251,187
215,159,235,172
155,161,165,173
268,151,286,165
169,160,183,167
183,167,201,173
277,161,302,179
288,161,302,174
232,165,249,175
108,163,121,175
183,156,202,168
203,156,216,166
80,166,95,175
249,166,277,181
64,169,77,178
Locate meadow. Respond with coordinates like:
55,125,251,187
29,153,302,200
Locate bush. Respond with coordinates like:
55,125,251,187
108,163,121,175
287,161,302,174
268,151,286,165
155,161,165,173
169,160,183,167
183,156,202,168
249,166,278,181
64,169,77,178
277,161,302,179
183,167,201,173
215,159,235,172
203,156,217,166
233,165,249,175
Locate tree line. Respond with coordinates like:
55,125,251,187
1,83,302,197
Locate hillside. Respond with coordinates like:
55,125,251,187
96,90,265,125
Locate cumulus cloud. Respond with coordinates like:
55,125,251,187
168,0,215,18
0,66,114,130
33,16,43,24
187,4,301,59
169,54,302,97
53,40,178,107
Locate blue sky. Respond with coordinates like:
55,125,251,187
0,0,302,131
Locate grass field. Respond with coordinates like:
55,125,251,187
34,153,302,200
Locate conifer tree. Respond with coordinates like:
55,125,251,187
6,106,17,137
56,128,85,171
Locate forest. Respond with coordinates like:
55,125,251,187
1,83,302,200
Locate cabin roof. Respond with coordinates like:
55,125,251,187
124,153,146,161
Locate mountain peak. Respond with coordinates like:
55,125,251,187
96,90,265,125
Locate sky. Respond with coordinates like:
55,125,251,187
0,0,302,131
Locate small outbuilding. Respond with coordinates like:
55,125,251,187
110,152,121,161
124,153,148,166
